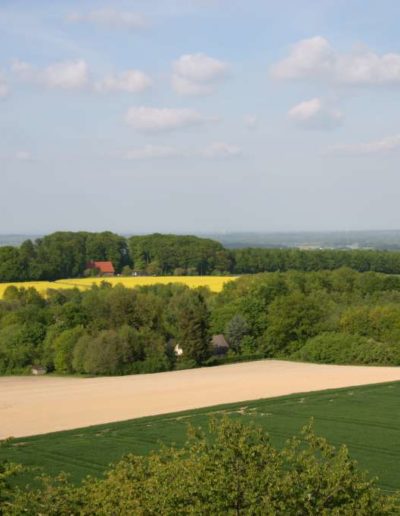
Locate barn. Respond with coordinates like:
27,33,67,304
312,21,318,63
87,261,115,277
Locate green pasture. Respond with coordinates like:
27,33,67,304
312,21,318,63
2,381,400,492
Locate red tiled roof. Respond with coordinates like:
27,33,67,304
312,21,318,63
89,261,115,273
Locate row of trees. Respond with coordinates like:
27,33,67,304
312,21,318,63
2,418,397,514
3,232,400,282
2,268,400,375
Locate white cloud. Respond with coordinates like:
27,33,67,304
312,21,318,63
202,142,242,158
271,36,400,86
0,73,9,98
125,106,213,131
124,145,182,160
95,70,152,93
67,9,146,30
12,59,89,90
329,134,400,155
288,98,343,129
43,60,89,89
123,142,242,160
271,37,334,80
244,114,258,129
172,53,228,95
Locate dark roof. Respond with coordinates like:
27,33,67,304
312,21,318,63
88,261,115,273
211,334,229,349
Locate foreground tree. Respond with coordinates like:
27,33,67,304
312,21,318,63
4,419,398,515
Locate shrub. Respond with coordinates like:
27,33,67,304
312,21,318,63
293,332,400,365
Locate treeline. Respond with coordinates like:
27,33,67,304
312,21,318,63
2,268,400,375
0,232,229,281
2,419,398,514
3,232,400,282
232,247,400,274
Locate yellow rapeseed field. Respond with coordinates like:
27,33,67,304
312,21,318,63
0,282,59,298
55,276,237,292
0,276,237,298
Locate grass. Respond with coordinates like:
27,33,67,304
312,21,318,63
1,381,400,492
0,275,237,298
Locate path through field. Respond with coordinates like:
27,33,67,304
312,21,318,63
2,360,400,438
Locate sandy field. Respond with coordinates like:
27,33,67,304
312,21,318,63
1,360,400,439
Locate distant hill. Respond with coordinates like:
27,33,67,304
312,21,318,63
0,234,41,247
2,229,400,251
205,230,400,250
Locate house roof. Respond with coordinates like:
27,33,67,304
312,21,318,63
211,334,229,349
91,261,115,273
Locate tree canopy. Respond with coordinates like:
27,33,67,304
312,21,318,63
3,418,398,514
3,231,400,282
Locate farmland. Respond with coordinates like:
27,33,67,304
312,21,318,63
0,275,237,298
0,281,59,298
54,275,236,292
2,380,400,492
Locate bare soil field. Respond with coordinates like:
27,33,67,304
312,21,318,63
1,360,400,439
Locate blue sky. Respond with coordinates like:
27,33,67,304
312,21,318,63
1,0,400,233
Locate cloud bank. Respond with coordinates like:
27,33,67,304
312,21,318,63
125,106,214,131
12,59,89,90
271,36,400,86
123,142,241,160
67,9,146,30
329,134,400,155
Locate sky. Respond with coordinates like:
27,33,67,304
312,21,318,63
1,0,400,234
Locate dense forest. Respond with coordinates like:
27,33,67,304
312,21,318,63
2,268,400,375
2,231,400,282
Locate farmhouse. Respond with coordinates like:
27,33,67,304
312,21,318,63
211,334,229,355
31,365,47,375
87,261,115,277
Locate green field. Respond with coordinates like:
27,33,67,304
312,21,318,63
2,381,400,492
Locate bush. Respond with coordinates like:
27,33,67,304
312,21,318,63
293,332,400,365
203,353,265,367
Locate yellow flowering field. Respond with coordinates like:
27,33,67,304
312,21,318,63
0,281,59,298
55,276,237,293
0,276,237,298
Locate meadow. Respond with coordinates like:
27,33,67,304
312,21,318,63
2,381,400,492
0,275,237,298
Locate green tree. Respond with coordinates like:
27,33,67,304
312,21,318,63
167,289,211,364
263,291,329,356
53,327,85,373
83,330,123,375
225,314,249,353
